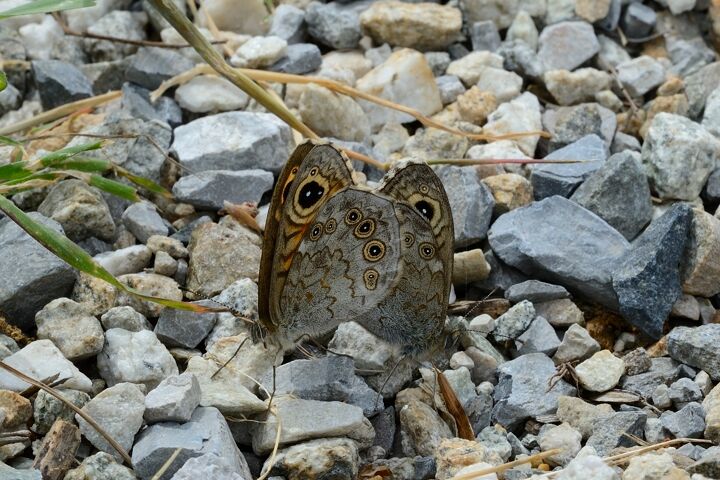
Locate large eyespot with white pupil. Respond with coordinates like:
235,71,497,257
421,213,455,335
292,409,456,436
298,181,325,209
419,242,435,260
345,208,362,225
324,218,337,234
408,192,441,230
363,240,385,262
414,200,434,221
363,269,379,290
354,219,375,238
310,223,323,240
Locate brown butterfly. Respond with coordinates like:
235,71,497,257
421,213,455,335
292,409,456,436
255,141,454,356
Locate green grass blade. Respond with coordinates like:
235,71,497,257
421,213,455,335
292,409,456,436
88,175,140,202
0,72,6,92
117,168,172,198
39,141,103,166
53,157,112,173
0,161,32,181
0,136,23,147
0,0,96,19
3,171,58,186
0,194,221,314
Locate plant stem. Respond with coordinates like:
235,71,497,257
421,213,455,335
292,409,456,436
146,0,318,141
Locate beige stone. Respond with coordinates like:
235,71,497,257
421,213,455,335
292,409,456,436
456,87,497,125
299,83,370,142
544,68,612,106
703,381,720,443
446,51,504,87
357,49,442,131
452,249,491,284
0,390,32,429
115,273,182,318
556,395,614,440
483,92,542,157
196,0,268,35
186,221,262,299
434,437,503,480
575,350,625,392
575,0,611,22
534,298,585,327
622,453,690,480
683,209,720,297
360,1,462,51
483,173,533,214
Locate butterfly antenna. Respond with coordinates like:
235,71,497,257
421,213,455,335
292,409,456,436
179,287,250,319
430,361,439,410
462,287,499,319
266,365,277,412
375,354,405,410
211,337,249,379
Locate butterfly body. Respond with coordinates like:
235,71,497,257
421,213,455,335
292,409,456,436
257,141,454,356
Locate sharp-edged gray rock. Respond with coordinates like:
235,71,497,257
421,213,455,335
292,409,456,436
436,165,495,247
172,169,274,211
611,203,692,339
132,406,252,480
492,353,576,429
570,151,652,240
32,59,93,110
262,355,383,417
531,134,609,200
172,111,293,174
125,47,195,90
0,213,75,331
488,195,630,308
668,324,720,381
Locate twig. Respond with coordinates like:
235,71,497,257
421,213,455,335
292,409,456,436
531,438,713,478
605,63,640,132
0,91,121,136
150,65,550,143
449,448,563,480
197,0,234,57
0,361,133,466
61,25,227,49
146,0,319,143
211,337,249,379
425,158,585,166
150,448,182,480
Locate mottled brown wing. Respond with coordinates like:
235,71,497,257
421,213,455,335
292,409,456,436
373,161,455,355
277,188,402,344
257,141,355,335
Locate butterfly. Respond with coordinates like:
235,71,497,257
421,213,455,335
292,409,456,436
255,140,454,357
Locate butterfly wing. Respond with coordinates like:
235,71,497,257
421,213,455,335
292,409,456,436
369,161,455,354
278,188,402,343
257,141,355,335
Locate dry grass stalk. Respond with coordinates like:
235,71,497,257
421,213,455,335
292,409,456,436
449,448,563,480
0,361,133,466
150,447,182,480
530,437,714,479
147,0,318,144
150,65,549,144
0,91,121,136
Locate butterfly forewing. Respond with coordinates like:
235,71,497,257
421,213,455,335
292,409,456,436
257,141,355,335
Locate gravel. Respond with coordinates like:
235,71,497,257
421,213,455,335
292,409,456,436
3,1,720,478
